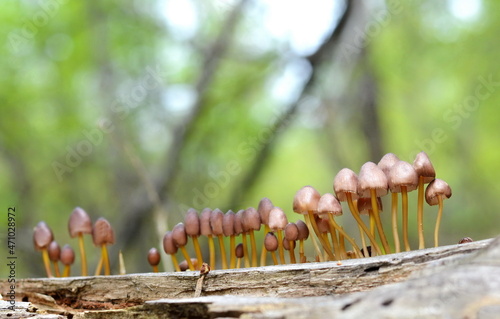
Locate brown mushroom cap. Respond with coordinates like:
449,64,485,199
333,168,359,201
284,223,299,241
357,197,383,215
388,161,419,193
223,210,235,237
200,208,213,236
293,186,321,214
162,231,178,255
48,241,61,262
234,210,244,235
60,244,75,266
147,248,161,266
210,208,224,236
235,243,244,258
171,223,188,247
413,151,436,183
33,221,54,250
184,208,200,237
264,232,278,252
257,198,274,225
268,207,288,231
92,218,115,246
68,207,92,238
242,207,261,232
358,162,389,198
425,178,452,206
283,237,295,250
316,216,329,234
179,258,198,271
317,193,343,218
458,237,473,244
296,220,309,240
378,153,400,177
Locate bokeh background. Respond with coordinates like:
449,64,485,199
1,0,499,277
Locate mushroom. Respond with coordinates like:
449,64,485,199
235,243,244,269
184,208,204,265
413,151,436,249
179,259,199,271
48,241,61,277
235,210,250,267
163,231,181,272
171,223,195,271
210,208,228,269
458,237,473,244
263,232,279,265
378,153,401,253
33,221,54,277
92,218,115,275
200,208,216,268
315,217,333,261
68,207,92,276
257,198,274,266
333,169,382,256
268,207,288,264
293,186,335,261
284,223,298,263
295,220,309,263
388,161,418,251
223,210,236,268
147,247,161,272
425,178,452,247
242,207,261,267
318,193,362,259
60,244,75,277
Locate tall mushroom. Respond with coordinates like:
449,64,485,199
163,231,181,272
68,207,92,276
184,208,204,265
200,208,216,269
48,241,61,277
388,161,418,251
92,218,114,276
33,221,54,277
257,198,274,266
378,153,401,253
171,223,195,271
268,207,288,264
413,151,436,249
210,208,228,269
242,207,261,267
223,210,236,268
425,178,452,247
60,244,75,277
333,168,382,256
234,209,250,267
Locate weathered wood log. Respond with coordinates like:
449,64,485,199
1,237,498,318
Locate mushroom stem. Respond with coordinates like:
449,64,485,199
229,235,236,269
152,265,159,273
434,195,444,247
417,176,425,249
358,225,368,257
327,224,341,260
249,230,258,267
369,213,375,237
94,256,103,276
217,235,228,269
77,233,88,276
338,228,347,259
41,249,53,278
171,255,181,272
207,235,216,269
101,244,111,276
303,214,324,262
236,257,242,269
288,241,296,264
391,192,401,253
260,225,270,266
192,236,204,266
327,215,362,258
299,240,305,263
370,189,391,254
52,261,61,277
270,251,278,265
276,230,286,264
63,265,70,277
346,193,382,255
401,186,411,251
307,212,335,260
241,233,251,268
179,247,195,271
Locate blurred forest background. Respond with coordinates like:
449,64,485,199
1,0,500,277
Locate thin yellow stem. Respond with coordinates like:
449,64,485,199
327,220,341,260
288,241,296,263
53,261,61,277
192,236,204,266
179,246,195,271
299,239,305,263
358,225,368,257
338,228,347,259
41,249,53,278
391,193,401,253
152,265,159,273
327,215,362,258
217,234,228,269
101,244,111,276
94,256,103,276
249,230,258,267
370,213,375,237
208,235,216,269
370,189,391,254
270,251,278,265
229,235,236,269
322,233,334,260
171,254,181,272
401,186,411,251
241,233,251,268
303,214,324,262
78,234,87,276
276,230,286,264
260,225,270,266
63,265,70,277
307,211,335,260
434,195,443,247
346,193,382,255
236,257,241,269
417,176,425,249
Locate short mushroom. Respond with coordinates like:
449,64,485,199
163,231,181,272
200,208,216,268
235,243,244,268
295,220,309,263
171,223,195,271
60,244,75,277
92,218,115,275
33,221,54,277
378,153,401,253
147,247,161,272
268,207,288,264
242,207,261,267
48,241,61,277
425,178,452,247
263,232,279,265
68,207,92,276
257,198,274,266
184,208,204,265
413,151,436,249
235,209,250,267
223,210,236,268
284,223,298,263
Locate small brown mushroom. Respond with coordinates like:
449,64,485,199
33,221,54,277
235,243,244,269
171,223,195,271
235,209,250,268
184,208,204,265
284,223,298,263
200,208,216,268
242,207,261,267
458,237,473,244
60,244,75,277
268,207,288,264
179,258,199,272
210,208,228,269
257,198,274,266
223,210,236,268
147,248,161,272
48,241,61,277
263,232,279,265
378,153,401,253
92,218,115,275
68,207,92,276
413,152,436,249
295,220,309,263
163,231,181,272
425,178,452,247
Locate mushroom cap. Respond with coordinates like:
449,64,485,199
283,237,295,251
317,193,343,217
293,186,321,214
358,162,389,198
222,210,235,237
179,258,198,271
33,221,54,250
68,207,92,238
425,178,452,206
268,207,288,231
333,168,360,201
60,244,75,266
257,198,274,225
413,151,436,183
210,208,224,236
242,207,261,232
284,223,299,241
377,153,400,177
234,210,244,235
388,161,419,193
147,247,161,266
357,197,383,215
171,223,188,247
184,208,200,237
264,232,278,252
458,237,473,244
315,216,329,234
162,231,178,254
235,243,244,258
199,208,213,236
48,241,61,262
296,220,309,240
92,218,115,246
